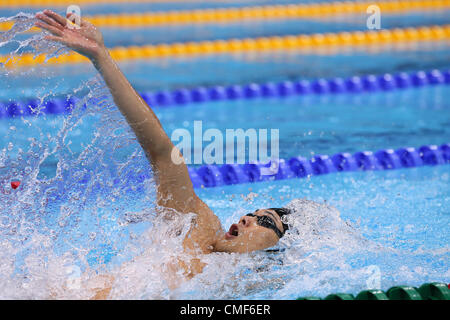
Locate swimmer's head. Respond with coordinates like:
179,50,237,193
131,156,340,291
214,208,291,253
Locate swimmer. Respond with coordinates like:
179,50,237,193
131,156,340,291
34,10,292,298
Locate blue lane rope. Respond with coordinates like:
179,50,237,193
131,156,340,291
1,69,449,118
6,143,449,192
188,143,450,188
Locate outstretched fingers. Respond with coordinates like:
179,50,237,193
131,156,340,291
43,9,67,28
36,12,63,30
35,20,64,37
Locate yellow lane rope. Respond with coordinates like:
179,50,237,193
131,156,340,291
1,24,449,68
1,0,449,31
0,0,202,7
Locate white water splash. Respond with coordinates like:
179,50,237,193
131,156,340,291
1,13,447,300
0,13,68,63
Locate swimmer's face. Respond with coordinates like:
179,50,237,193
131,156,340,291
218,209,285,253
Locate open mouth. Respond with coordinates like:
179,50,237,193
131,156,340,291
225,224,239,240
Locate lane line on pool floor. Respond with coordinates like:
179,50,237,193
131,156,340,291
1,68,448,118
2,0,450,30
1,24,449,68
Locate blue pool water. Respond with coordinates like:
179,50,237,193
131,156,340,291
0,1,435,16
2,85,449,169
99,11,450,47
2,43,450,100
0,5,448,299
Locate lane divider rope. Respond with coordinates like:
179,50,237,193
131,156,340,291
1,68,448,118
297,282,450,300
2,0,449,31
1,24,449,68
0,0,204,7
187,143,450,189
9,142,448,191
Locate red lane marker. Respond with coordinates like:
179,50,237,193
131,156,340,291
11,181,21,189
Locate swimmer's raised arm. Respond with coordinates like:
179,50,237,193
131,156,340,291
34,10,204,214
34,10,291,296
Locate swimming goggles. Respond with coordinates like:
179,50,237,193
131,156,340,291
245,213,284,238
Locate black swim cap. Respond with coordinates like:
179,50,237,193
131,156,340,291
268,207,291,236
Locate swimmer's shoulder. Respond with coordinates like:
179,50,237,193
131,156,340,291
183,197,222,251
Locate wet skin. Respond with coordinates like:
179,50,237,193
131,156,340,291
34,10,285,298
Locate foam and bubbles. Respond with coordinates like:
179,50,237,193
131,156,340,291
0,15,158,299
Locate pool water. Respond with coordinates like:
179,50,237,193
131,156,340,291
2,85,449,174
0,5,448,299
2,40,450,99
195,165,449,299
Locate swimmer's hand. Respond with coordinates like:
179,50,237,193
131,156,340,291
35,10,106,61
